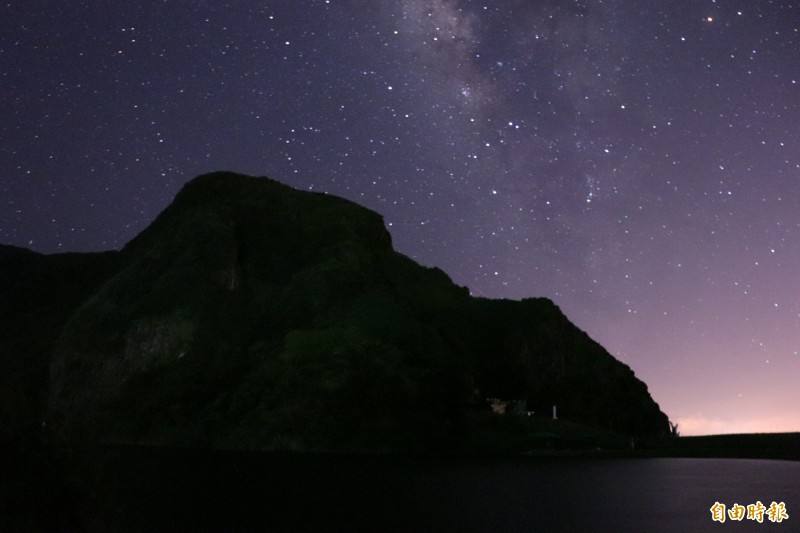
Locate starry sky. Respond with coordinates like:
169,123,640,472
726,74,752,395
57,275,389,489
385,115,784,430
3,1,799,436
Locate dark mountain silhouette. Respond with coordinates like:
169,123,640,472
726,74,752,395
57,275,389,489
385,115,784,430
2,171,669,453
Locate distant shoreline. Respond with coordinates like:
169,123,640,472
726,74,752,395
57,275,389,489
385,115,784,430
507,431,800,462
43,430,800,462
642,431,800,462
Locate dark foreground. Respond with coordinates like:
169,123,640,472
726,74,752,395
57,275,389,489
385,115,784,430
3,434,800,532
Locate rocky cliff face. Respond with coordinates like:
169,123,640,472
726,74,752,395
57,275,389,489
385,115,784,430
4,172,669,451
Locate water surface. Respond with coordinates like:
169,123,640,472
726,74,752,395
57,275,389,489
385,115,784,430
77,449,800,531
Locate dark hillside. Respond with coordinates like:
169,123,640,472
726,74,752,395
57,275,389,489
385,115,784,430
4,172,669,452
0,245,119,441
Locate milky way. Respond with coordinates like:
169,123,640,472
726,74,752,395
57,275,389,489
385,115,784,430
3,1,799,435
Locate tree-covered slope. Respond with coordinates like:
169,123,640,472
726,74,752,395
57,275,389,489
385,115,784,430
7,172,669,451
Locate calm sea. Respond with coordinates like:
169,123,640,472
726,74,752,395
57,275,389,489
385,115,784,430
71,448,799,531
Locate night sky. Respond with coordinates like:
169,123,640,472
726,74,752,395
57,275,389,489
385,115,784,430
3,1,799,436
